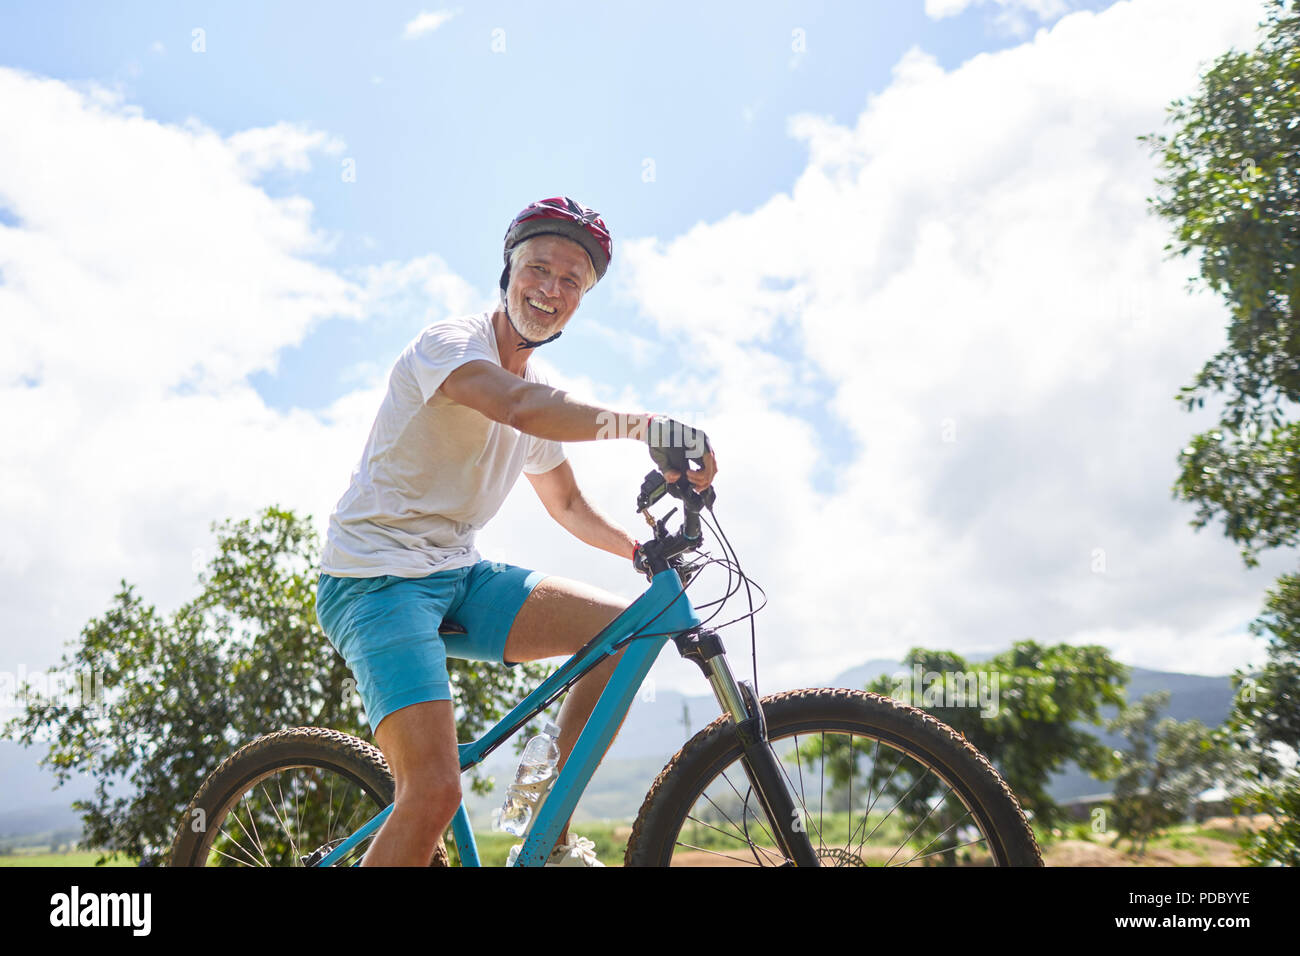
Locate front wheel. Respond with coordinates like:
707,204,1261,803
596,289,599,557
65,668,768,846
624,688,1042,866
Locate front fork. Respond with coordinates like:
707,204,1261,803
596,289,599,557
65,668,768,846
674,628,820,867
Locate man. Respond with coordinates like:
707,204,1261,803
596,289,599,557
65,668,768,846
315,197,717,866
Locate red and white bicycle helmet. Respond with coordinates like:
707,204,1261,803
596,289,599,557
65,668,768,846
500,196,612,294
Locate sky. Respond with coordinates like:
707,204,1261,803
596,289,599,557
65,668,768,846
0,0,1288,729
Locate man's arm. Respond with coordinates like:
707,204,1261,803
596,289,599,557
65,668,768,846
440,359,718,490
525,460,638,560
440,360,652,443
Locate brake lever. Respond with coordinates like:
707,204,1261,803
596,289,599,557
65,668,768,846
664,475,716,511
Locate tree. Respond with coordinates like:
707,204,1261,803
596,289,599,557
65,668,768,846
1106,691,1236,856
2,506,549,865
860,641,1129,830
1143,0,1300,864
1220,573,1300,862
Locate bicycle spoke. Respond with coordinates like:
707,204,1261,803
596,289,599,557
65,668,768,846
773,741,827,849
896,807,980,866
672,840,762,865
214,823,264,867
819,731,825,846
717,770,787,864
884,781,954,866
262,780,297,863
846,747,909,855
846,735,852,851
210,838,264,868
682,813,784,864
229,798,269,866
700,783,787,866
897,835,989,866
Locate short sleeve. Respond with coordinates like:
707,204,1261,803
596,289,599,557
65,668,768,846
522,360,566,474
406,315,498,404
524,432,566,475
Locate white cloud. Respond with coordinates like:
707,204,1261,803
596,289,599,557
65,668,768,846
226,121,346,176
926,0,1072,36
618,0,1279,686
0,0,1282,730
0,67,481,674
403,10,457,39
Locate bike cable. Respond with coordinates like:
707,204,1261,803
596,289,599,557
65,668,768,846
700,504,765,699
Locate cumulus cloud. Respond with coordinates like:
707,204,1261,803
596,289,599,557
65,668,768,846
403,9,457,39
0,0,1283,724
226,121,346,176
0,67,483,675
926,0,1072,36
618,0,1281,684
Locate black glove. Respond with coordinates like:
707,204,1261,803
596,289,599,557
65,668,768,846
645,415,712,477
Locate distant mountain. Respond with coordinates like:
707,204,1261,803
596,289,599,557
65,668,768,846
0,739,97,840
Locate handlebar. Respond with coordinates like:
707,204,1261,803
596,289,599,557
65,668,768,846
634,470,716,581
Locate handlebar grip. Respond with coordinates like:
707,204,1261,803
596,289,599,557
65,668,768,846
684,507,700,542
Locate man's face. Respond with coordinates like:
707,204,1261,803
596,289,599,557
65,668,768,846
505,234,593,343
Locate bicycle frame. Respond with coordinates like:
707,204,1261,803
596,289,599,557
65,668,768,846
317,564,704,868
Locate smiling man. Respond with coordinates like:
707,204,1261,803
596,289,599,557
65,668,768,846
315,197,718,867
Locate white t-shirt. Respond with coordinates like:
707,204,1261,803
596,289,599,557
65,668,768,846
320,310,566,577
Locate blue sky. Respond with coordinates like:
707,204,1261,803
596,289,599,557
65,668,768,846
1,0,1117,417
0,0,1289,733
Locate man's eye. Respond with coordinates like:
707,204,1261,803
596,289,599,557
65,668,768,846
533,265,546,273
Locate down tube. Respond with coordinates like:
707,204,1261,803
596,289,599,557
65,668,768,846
513,570,699,867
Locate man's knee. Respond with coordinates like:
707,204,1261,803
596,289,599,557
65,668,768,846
394,772,463,819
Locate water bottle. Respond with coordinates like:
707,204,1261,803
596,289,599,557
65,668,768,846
496,721,562,836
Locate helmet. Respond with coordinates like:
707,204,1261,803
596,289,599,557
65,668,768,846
500,196,612,295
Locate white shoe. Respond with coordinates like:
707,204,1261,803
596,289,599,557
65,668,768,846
507,835,605,867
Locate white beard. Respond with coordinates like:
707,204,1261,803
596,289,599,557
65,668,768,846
507,284,561,343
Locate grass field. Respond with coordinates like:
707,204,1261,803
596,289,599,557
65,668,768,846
0,850,137,867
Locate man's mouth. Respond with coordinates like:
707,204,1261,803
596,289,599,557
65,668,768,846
526,297,556,315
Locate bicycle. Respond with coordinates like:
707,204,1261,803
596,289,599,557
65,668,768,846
168,469,1043,867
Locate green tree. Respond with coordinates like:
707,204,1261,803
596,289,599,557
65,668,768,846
1220,573,1300,863
869,642,1129,830
1106,691,1236,856
1238,769,1300,865
2,506,549,865
1143,0,1300,864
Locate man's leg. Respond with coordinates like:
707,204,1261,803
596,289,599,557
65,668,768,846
365,699,463,866
502,575,631,848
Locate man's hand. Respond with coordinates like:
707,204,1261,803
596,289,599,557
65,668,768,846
645,415,718,492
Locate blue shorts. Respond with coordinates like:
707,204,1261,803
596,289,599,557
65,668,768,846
315,560,547,735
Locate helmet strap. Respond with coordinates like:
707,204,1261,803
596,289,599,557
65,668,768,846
504,303,563,350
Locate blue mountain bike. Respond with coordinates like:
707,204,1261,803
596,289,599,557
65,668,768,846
169,471,1042,867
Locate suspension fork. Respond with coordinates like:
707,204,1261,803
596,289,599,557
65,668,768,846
674,628,820,866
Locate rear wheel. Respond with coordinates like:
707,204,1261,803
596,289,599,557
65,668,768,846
624,688,1042,867
169,727,449,867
